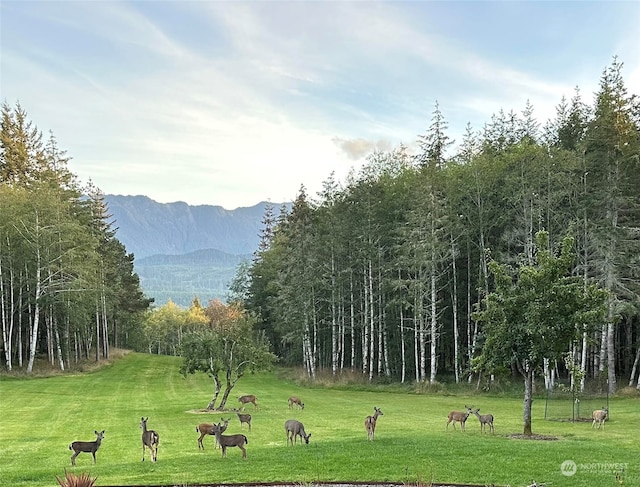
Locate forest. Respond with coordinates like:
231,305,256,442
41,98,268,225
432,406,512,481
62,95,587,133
240,58,639,394
0,102,152,373
1,59,639,396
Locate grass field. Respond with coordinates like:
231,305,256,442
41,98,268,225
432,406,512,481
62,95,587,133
0,352,638,487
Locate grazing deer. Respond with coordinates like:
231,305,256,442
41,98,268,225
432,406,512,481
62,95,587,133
285,419,311,445
140,417,160,462
237,412,252,431
364,407,383,440
238,394,258,410
69,430,105,466
288,396,305,409
592,407,608,429
471,408,494,433
196,417,229,450
211,422,248,458
446,405,473,431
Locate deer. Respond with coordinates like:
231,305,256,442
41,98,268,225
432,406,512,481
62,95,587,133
592,407,608,429
140,417,160,462
196,417,229,450
69,430,105,466
470,407,494,433
237,412,252,431
288,396,305,409
211,422,248,458
238,394,258,410
364,407,383,440
285,419,311,445
446,405,473,431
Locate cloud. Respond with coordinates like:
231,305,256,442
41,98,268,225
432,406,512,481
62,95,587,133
2,1,638,210
332,137,392,161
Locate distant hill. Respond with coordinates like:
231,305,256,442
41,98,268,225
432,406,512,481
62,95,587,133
105,195,286,307
105,195,269,259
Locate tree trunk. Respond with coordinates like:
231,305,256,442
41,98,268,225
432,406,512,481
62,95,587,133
206,372,222,410
430,270,437,383
362,268,369,376
451,238,460,383
522,366,534,436
629,346,640,387
606,301,616,393
26,241,42,374
350,271,355,370
368,259,374,381
330,251,338,375
400,304,406,383
0,253,15,371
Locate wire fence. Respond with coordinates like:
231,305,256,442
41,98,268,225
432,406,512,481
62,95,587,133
544,383,609,422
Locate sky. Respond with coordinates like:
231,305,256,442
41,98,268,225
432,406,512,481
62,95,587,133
2,1,639,210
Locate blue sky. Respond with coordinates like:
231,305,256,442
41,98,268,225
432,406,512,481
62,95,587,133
2,1,639,209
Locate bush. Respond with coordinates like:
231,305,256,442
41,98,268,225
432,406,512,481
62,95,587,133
55,470,97,487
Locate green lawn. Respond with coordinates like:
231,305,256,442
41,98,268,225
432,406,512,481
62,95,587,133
0,352,638,487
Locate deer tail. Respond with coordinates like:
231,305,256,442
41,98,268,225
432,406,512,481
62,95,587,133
195,426,199,433
244,435,248,444
68,444,73,451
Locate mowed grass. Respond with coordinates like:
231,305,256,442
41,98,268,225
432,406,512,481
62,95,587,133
0,353,638,487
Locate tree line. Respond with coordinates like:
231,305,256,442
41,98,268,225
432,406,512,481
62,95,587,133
0,102,152,373
240,58,640,394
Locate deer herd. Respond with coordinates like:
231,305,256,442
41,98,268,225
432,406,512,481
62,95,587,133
67,395,610,465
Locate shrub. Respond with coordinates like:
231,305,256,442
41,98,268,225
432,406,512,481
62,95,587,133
55,470,97,487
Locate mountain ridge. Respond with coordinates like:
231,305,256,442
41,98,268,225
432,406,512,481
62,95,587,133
105,194,272,259
105,195,285,306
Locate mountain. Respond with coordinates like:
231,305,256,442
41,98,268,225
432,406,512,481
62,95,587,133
105,195,269,259
105,195,282,307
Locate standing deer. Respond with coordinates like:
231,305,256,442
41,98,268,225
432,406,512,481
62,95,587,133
238,394,258,410
237,412,252,431
592,407,608,429
288,396,305,409
69,430,105,466
140,417,160,462
211,422,248,458
364,407,383,440
470,408,494,433
446,405,473,431
196,417,229,450
285,419,311,445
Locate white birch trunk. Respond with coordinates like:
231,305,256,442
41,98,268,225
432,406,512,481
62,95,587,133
400,305,406,383
429,270,437,384
350,274,355,370
331,252,338,375
362,270,369,376
26,246,42,374
629,346,640,387
0,253,15,371
451,238,460,383
368,260,374,381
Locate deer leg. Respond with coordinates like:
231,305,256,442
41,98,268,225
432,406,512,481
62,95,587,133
71,452,78,466
240,445,247,458
92,452,97,464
